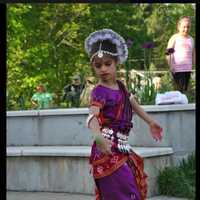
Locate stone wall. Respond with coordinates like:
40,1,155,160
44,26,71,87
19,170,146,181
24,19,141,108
7,104,195,165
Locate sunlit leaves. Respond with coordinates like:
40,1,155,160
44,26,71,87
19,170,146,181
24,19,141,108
7,3,195,110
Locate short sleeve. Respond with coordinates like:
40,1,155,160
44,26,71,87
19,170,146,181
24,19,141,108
46,93,53,101
89,86,106,109
31,94,38,101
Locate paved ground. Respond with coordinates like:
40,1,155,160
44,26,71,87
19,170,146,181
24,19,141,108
7,191,188,200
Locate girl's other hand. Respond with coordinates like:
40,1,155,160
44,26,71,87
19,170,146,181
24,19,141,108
149,121,163,142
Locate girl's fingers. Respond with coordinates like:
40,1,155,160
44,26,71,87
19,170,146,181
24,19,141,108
152,127,163,142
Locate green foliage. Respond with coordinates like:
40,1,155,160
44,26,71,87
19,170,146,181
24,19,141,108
129,70,195,105
130,72,172,105
7,3,195,110
136,74,157,105
186,76,196,103
158,72,174,93
158,153,196,199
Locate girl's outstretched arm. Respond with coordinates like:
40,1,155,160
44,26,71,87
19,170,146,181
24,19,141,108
130,94,163,142
166,34,176,66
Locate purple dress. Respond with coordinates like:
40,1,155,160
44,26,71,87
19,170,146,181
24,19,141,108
89,81,146,200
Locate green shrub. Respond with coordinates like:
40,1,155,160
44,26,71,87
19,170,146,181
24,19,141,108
137,76,157,105
158,72,174,93
186,77,196,103
158,153,196,199
130,72,157,105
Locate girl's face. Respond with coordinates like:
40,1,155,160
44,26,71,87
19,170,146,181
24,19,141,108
92,55,117,82
178,19,190,36
36,86,45,93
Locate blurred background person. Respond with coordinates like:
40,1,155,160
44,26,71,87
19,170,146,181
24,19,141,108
31,84,53,109
80,76,95,107
62,75,84,107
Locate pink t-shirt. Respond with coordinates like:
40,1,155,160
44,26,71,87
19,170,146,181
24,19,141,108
171,35,194,73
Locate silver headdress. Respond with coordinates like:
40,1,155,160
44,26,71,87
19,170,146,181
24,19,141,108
85,29,128,64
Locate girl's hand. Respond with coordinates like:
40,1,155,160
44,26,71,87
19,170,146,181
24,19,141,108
31,101,38,109
149,121,163,142
95,134,113,155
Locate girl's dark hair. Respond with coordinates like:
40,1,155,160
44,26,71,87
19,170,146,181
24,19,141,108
90,39,117,55
90,39,118,63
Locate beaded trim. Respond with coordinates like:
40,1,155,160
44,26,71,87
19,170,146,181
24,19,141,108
85,29,128,64
90,50,118,63
101,127,133,154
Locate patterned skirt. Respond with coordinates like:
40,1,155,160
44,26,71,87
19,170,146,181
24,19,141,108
90,146,148,200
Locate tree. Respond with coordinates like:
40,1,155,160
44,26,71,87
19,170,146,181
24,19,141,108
7,3,195,110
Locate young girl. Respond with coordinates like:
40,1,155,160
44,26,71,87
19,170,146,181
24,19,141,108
31,84,53,109
85,29,163,200
166,16,195,92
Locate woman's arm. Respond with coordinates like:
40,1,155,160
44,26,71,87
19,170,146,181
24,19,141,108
166,34,176,66
130,94,163,141
31,99,38,109
192,48,196,66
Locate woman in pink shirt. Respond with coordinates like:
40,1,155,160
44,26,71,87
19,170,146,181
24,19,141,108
166,16,195,92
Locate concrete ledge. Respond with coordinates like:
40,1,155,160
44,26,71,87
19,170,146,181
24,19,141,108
7,104,195,166
7,110,39,117
7,104,195,117
141,103,195,112
7,108,89,117
7,146,173,158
